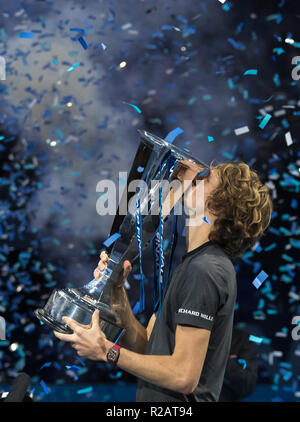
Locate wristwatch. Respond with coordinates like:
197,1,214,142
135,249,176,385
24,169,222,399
106,344,121,366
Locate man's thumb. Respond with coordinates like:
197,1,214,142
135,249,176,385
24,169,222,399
92,309,100,326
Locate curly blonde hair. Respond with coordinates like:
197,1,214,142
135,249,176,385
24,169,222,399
206,162,273,259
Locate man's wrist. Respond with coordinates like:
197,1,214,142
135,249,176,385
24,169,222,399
105,341,122,366
98,339,114,361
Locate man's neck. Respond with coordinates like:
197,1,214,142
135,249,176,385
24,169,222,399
185,217,212,253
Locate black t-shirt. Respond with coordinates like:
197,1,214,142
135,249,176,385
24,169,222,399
136,241,237,402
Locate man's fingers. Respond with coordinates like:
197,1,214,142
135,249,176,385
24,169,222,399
100,251,109,262
93,268,101,280
95,252,109,279
123,260,132,278
53,330,77,343
62,316,85,332
97,261,107,271
72,321,91,330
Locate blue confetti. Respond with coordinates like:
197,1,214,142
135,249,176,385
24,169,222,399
77,386,93,395
165,128,184,144
238,358,247,370
243,69,258,76
40,362,52,369
67,62,80,72
69,28,85,34
103,233,121,247
108,371,122,379
132,301,140,315
259,114,272,129
252,270,269,289
78,36,88,50
40,380,50,395
19,32,34,39
122,102,142,114
249,335,263,344
65,365,81,371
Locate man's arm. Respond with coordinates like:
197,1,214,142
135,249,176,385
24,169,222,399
109,284,153,354
107,324,210,395
54,314,210,395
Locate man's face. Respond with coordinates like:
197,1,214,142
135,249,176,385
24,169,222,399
203,168,220,207
184,168,220,217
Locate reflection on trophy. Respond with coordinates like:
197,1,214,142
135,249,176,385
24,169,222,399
34,130,209,340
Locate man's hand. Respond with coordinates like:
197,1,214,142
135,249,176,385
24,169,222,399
93,251,132,328
93,250,132,288
53,310,110,361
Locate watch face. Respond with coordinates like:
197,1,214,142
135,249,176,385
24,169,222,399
109,350,118,360
107,346,120,363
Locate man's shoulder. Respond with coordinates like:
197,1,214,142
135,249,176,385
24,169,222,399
187,243,236,276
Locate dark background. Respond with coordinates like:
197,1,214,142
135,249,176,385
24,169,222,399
0,0,299,401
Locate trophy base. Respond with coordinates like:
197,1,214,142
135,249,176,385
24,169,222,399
35,305,124,344
35,309,73,334
35,288,123,336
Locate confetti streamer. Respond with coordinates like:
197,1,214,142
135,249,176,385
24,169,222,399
103,233,121,247
165,128,184,144
122,102,142,114
113,328,125,345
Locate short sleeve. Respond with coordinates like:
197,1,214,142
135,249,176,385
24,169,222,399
174,259,227,331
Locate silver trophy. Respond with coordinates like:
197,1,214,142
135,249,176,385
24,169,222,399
35,130,209,339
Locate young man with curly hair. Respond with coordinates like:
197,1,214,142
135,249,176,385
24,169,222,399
54,162,273,402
